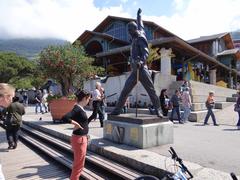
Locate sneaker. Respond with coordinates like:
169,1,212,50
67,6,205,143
155,109,163,118
148,107,154,115
203,123,209,125
214,124,219,126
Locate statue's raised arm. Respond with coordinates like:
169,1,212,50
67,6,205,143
137,8,144,33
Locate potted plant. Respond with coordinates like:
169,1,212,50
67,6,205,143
39,42,104,122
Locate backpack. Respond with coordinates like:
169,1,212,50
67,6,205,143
7,112,22,126
234,104,240,112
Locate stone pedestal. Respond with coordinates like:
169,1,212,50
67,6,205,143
104,114,173,149
210,69,216,85
160,48,172,75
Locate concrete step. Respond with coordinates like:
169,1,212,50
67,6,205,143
191,95,226,103
190,80,237,97
226,97,237,102
191,102,233,111
188,109,220,122
214,102,234,109
232,94,238,98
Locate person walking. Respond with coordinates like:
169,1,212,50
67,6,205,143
34,90,44,114
62,89,91,180
23,92,28,106
203,91,219,126
235,91,240,129
0,83,15,180
159,89,169,117
99,87,106,120
42,89,49,113
5,96,25,149
170,90,183,124
181,87,192,122
88,82,104,127
0,83,15,108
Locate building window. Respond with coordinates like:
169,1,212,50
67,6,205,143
105,22,127,41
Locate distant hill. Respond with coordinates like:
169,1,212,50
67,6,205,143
0,38,68,60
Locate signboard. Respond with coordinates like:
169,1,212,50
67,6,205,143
130,128,138,142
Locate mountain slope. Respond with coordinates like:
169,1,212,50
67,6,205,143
0,38,68,59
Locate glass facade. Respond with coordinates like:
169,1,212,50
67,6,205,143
104,21,154,42
105,21,128,41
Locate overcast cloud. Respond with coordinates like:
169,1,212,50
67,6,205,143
0,0,239,42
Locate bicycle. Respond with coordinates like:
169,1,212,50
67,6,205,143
135,147,193,180
136,147,239,180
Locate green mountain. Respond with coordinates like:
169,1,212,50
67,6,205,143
0,38,68,60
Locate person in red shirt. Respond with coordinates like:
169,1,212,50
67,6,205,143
203,91,219,126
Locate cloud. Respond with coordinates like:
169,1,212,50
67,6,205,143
144,0,240,40
0,0,130,42
0,0,239,42
172,0,185,10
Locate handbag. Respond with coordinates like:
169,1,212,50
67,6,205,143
234,104,240,112
205,101,214,108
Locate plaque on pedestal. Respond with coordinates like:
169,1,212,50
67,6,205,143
104,113,173,149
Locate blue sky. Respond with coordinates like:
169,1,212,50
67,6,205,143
0,0,239,42
93,0,179,17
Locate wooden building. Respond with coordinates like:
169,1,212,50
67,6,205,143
74,16,240,88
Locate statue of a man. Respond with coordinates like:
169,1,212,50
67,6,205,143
111,8,163,117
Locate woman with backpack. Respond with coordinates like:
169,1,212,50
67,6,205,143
5,96,25,149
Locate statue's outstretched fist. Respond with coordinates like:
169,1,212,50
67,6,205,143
137,8,142,15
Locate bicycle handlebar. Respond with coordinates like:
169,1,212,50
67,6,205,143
169,147,194,179
230,172,238,180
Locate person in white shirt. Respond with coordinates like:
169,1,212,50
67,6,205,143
88,82,104,127
181,87,192,122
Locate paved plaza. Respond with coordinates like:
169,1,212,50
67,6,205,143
21,105,240,178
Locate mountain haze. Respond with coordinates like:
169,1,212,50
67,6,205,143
0,38,68,59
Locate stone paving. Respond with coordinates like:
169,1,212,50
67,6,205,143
21,105,240,179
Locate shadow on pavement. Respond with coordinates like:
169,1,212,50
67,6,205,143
222,128,240,131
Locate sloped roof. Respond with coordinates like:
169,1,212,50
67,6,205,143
187,33,227,43
217,48,240,60
96,36,237,73
75,30,129,45
93,15,176,38
188,32,234,49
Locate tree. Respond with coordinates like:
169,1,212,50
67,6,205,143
38,42,104,96
0,52,37,88
146,44,161,69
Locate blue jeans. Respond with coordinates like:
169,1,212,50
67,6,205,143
35,102,43,113
204,107,217,124
182,106,191,122
170,106,181,122
237,112,240,126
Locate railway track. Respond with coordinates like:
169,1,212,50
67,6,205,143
17,122,143,180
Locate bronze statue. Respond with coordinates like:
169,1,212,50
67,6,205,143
111,8,163,117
